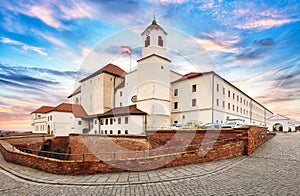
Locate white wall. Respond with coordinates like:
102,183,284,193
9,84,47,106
114,70,138,108
95,115,145,135
171,73,212,124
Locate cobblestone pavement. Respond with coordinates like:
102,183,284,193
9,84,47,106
0,132,299,195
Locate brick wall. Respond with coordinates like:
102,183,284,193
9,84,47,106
0,134,53,150
0,126,274,175
68,134,149,161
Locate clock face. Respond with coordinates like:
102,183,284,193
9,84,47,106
146,31,150,36
131,95,137,103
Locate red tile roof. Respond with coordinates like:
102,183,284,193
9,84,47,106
31,106,55,114
115,80,125,90
141,18,167,35
49,103,87,118
67,86,81,98
79,64,127,82
172,72,207,83
85,105,147,119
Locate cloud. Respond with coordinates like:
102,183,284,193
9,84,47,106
254,38,275,46
236,19,296,30
0,37,48,56
38,33,66,47
235,50,264,61
147,0,188,4
2,0,96,30
194,32,239,53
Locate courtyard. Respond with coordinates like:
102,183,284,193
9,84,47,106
0,132,299,195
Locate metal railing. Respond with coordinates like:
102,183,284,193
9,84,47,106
13,138,236,162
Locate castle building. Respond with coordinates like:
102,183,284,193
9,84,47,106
31,18,274,136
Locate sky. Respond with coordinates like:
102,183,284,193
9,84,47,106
0,0,299,131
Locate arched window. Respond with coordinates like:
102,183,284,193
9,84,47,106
145,36,150,47
118,130,121,134
158,36,163,47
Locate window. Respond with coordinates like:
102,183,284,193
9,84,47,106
101,130,103,134
161,66,164,69
100,119,103,125
94,120,97,124
237,95,239,102
192,98,197,106
217,84,219,92
216,99,219,106
192,84,197,92
145,36,150,47
240,97,242,103
50,116,52,121
174,89,178,96
174,102,178,109
233,105,235,111
110,119,113,125
228,103,230,110
78,121,82,125
223,101,225,108
95,130,97,134
120,102,122,107
237,106,239,112
240,108,242,113
228,90,230,98
158,36,163,47
118,117,121,124
120,91,122,97
105,130,107,134
125,117,129,124
105,119,108,125
233,93,235,100
110,130,113,134
125,130,128,134
223,88,225,95
118,130,121,134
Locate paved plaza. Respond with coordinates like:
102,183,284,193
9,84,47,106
0,132,299,195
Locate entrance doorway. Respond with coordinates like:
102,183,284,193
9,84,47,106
273,123,283,131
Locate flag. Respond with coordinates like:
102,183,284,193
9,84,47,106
121,45,131,56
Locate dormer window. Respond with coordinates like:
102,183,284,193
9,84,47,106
158,36,163,47
145,36,150,47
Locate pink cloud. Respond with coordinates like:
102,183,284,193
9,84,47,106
236,19,296,30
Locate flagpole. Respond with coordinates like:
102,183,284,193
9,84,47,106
130,52,131,72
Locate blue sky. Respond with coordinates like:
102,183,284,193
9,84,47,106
0,0,299,130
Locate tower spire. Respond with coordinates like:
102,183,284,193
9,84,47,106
152,14,157,25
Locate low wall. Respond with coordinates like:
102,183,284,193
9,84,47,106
0,134,53,150
0,126,274,175
68,134,149,161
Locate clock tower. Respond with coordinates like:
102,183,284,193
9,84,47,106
141,16,167,58
136,17,171,129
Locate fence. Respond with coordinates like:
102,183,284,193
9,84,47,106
14,138,236,162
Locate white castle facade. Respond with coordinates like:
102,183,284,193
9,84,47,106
32,18,279,136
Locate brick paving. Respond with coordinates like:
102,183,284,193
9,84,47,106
0,132,299,195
